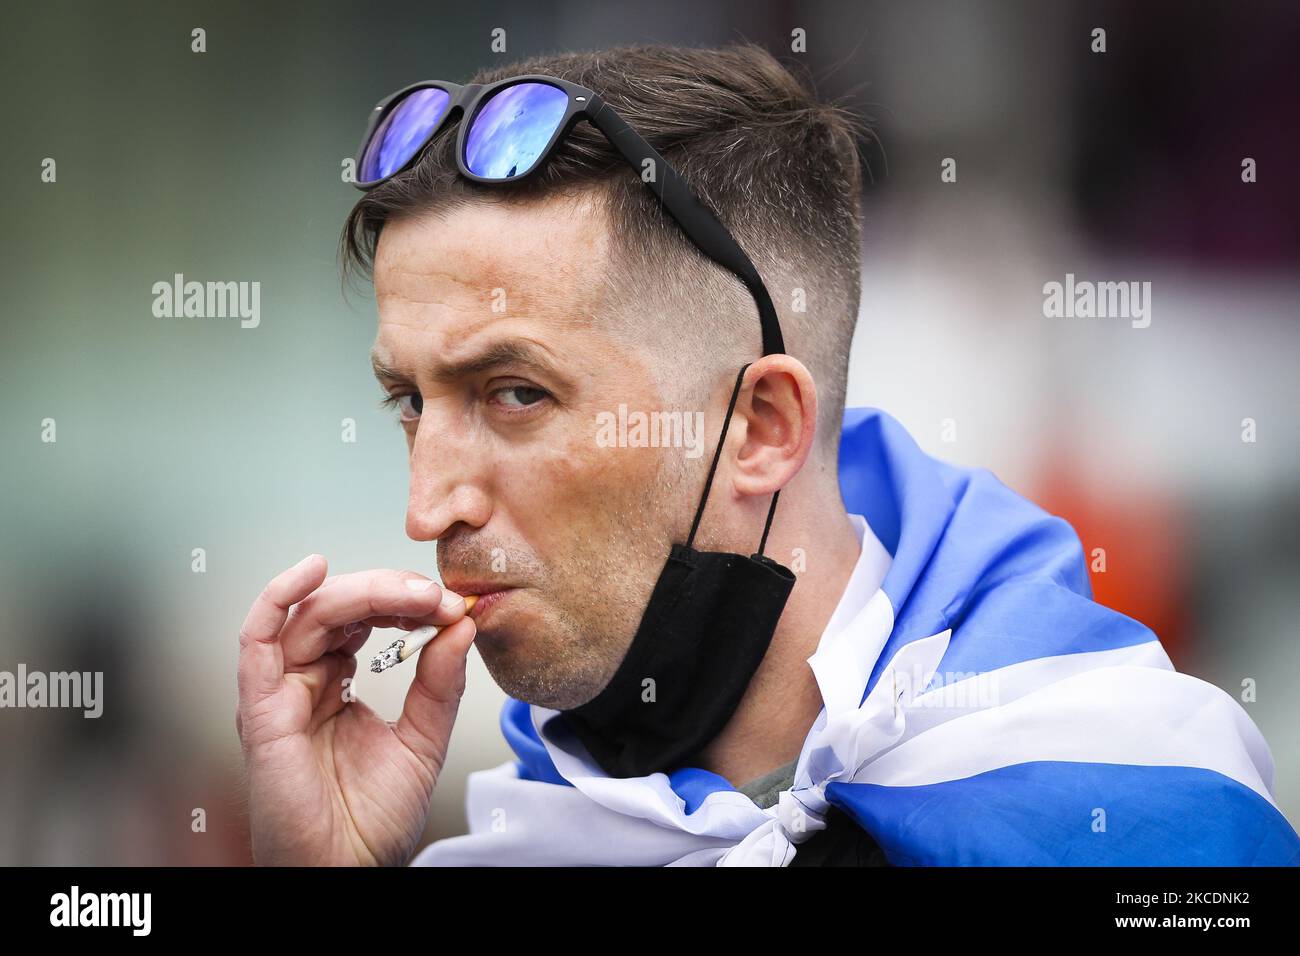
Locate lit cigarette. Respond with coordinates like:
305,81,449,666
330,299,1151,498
369,595,478,674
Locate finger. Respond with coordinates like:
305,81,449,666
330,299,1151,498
279,570,467,667
291,652,360,730
238,554,327,713
283,618,380,671
351,615,433,631
338,622,373,658
394,616,477,778
284,652,343,711
283,615,417,678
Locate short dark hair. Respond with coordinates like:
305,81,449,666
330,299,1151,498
342,42,867,452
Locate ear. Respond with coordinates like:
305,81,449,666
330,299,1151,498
730,355,818,497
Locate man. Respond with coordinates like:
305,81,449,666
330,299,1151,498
236,43,1299,866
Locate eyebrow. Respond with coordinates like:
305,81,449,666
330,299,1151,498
370,339,568,386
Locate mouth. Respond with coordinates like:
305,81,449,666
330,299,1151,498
443,581,519,622
467,588,515,621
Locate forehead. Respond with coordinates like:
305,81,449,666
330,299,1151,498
373,194,614,347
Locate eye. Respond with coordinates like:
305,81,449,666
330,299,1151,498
491,384,549,409
382,392,422,422
398,393,423,420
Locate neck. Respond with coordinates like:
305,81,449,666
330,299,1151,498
693,488,862,786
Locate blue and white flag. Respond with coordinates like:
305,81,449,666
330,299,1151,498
414,407,1300,866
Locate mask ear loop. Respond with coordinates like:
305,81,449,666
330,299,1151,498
686,363,781,558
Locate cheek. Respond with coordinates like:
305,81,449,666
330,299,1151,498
507,428,665,529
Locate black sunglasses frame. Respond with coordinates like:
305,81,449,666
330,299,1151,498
352,74,785,357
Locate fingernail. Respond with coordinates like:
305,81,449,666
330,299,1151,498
405,578,435,592
294,553,319,571
440,589,465,612
343,621,365,638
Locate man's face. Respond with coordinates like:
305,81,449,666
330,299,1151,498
371,195,697,710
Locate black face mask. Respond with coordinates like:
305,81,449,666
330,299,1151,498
562,364,797,779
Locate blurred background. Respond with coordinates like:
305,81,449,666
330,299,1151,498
1,0,1297,863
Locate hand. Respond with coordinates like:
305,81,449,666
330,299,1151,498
236,555,476,866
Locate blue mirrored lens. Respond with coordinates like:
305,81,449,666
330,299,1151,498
360,87,451,183
464,82,569,179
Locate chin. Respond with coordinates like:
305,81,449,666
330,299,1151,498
475,627,609,711
470,595,535,655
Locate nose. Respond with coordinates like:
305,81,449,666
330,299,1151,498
404,412,493,542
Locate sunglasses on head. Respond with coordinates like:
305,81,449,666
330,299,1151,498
352,73,785,356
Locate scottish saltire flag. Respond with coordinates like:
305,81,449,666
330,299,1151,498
413,407,1300,866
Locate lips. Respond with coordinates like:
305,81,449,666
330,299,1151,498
442,580,518,621
465,588,515,620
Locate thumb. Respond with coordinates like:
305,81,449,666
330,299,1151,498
393,615,477,778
